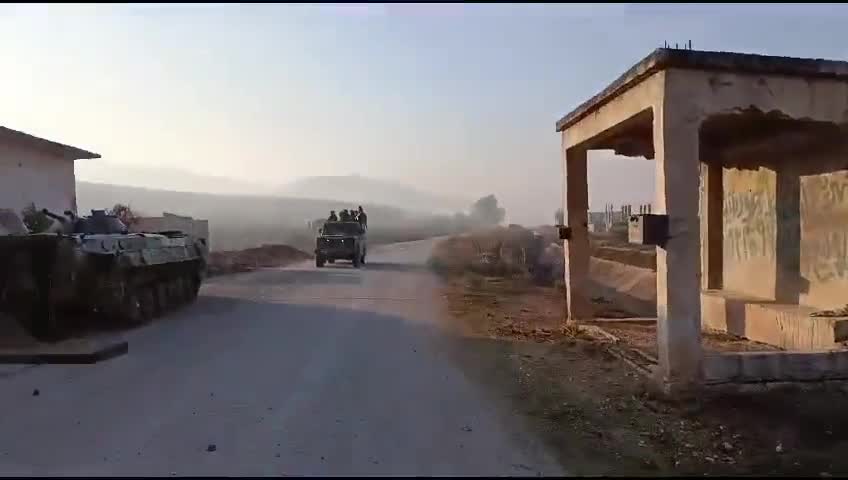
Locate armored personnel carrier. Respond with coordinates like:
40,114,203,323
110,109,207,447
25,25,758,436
0,209,208,341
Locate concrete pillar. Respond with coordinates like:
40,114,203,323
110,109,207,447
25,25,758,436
653,106,703,391
699,160,723,290
774,167,802,304
563,146,592,320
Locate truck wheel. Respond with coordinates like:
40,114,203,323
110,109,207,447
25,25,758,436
328,259,335,264
316,256,325,268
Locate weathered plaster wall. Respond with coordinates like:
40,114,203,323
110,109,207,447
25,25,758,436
666,68,848,126
0,141,76,215
722,166,778,299
721,149,848,310
660,68,848,311
799,156,848,309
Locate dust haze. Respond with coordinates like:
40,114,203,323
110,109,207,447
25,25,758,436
76,152,654,233
76,162,525,253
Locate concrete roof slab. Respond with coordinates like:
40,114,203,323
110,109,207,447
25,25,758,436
0,126,100,160
556,48,848,133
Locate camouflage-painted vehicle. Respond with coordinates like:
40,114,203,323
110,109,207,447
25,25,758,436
0,209,208,341
315,221,366,268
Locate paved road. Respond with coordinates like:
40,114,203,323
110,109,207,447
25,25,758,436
0,239,564,476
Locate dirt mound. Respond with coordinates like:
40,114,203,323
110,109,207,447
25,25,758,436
207,244,312,276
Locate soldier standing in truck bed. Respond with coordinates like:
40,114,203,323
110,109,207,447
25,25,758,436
327,210,338,222
357,206,368,230
339,209,351,221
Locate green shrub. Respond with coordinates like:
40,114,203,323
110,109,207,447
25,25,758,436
20,203,51,233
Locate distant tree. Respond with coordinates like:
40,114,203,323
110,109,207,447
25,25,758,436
20,203,51,233
554,208,564,226
108,203,141,226
469,194,506,226
452,212,470,232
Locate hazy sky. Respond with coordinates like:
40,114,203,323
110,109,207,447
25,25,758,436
1,3,847,224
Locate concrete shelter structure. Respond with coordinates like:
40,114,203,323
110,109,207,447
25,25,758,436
556,48,848,391
0,126,100,215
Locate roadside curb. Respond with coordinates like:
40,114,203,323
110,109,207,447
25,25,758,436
0,340,128,365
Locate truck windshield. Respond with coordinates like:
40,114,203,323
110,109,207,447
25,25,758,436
323,222,362,236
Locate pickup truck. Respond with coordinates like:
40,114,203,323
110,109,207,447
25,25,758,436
315,221,367,268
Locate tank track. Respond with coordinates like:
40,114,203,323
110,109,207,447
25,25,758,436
101,259,204,328
11,258,205,342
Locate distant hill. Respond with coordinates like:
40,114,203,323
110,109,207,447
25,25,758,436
77,181,421,226
76,163,470,216
279,175,471,215
75,161,280,197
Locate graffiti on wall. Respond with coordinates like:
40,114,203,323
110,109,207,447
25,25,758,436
724,168,848,283
801,172,848,212
800,172,848,282
723,171,776,262
802,231,848,282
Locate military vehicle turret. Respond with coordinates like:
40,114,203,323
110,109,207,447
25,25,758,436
0,209,208,341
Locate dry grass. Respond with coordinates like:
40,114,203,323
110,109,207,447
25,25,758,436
428,226,558,285
430,227,659,318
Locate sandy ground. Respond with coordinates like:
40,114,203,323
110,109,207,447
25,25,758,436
0,239,563,476
441,273,848,476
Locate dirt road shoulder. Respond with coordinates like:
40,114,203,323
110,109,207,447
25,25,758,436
437,274,848,476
